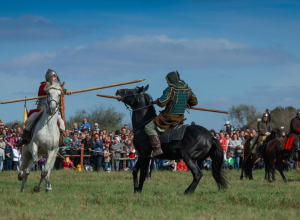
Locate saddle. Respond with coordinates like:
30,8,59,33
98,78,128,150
158,119,189,144
280,135,288,150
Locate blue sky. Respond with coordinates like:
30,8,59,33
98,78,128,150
1,0,300,131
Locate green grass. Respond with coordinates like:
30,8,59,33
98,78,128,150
1,169,300,220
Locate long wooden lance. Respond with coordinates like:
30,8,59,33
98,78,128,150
96,94,228,114
1,79,146,104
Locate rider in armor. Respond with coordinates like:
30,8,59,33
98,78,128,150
144,71,198,157
283,110,300,163
16,69,72,147
251,109,272,158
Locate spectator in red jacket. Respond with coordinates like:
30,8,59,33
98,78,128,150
218,131,227,152
63,157,74,169
177,159,188,171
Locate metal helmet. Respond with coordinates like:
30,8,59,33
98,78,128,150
297,110,300,115
45,69,59,82
263,113,268,117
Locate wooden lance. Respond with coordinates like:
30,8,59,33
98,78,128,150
96,94,228,114
1,79,146,104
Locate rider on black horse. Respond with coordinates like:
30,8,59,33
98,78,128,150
144,71,198,157
283,110,300,163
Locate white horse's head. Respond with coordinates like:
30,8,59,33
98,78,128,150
44,81,65,115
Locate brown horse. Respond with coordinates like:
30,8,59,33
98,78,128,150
240,131,277,180
263,130,300,183
263,134,287,183
240,135,256,180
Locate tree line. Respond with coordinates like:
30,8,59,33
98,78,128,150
226,104,298,131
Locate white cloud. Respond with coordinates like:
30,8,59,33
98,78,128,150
0,34,296,79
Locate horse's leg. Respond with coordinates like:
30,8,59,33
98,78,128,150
137,157,151,193
21,143,40,180
278,160,287,183
34,149,57,193
183,157,202,195
240,159,244,180
146,159,152,180
271,164,276,181
20,176,28,193
132,157,143,193
264,158,268,180
18,147,32,182
44,149,58,192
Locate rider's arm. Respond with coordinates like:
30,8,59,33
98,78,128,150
156,87,173,107
187,89,198,106
63,88,72,95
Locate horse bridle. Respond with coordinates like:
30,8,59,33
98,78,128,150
119,89,156,132
119,89,154,112
46,87,62,115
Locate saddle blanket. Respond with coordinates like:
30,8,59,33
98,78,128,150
159,124,189,143
28,108,41,117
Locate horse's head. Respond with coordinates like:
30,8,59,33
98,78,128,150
44,81,64,115
269,128,283,140
116,85,151,109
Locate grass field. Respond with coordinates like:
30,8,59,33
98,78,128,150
1,169,300,220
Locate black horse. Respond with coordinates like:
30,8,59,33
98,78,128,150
116,85,227,194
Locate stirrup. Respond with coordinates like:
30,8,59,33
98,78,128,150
256,153,261,158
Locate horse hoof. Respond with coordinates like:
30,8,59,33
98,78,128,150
20,189,24,193
272,179,276,182
134,189,142,194
45,188,52,193
33,186,40,193
284,179,288,183
18,173,23,181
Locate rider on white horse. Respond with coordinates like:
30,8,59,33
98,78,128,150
16,69,72,147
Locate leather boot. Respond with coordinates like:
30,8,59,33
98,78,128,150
16,129,31,147
149,135,163,157
59,129,67,146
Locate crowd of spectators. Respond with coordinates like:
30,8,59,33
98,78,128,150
0,118,298,173
0,118,137,172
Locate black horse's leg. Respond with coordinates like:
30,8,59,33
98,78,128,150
267,165,272,182
271,164,276,181
183,157,203,195
278,160,287,183
137,157,151,193
146,159,152,180
240,159,244,180
264,159,268,180
132,157,143,193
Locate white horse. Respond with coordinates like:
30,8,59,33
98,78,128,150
18,81,64,192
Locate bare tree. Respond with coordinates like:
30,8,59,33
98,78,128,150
270,106,297,131
227,104,261,130
66,104,126,132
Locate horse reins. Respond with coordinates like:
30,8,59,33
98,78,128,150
119,89,156,132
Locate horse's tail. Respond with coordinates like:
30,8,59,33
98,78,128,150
210,138,228,190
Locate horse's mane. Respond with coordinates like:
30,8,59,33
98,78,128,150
44,82,64,93
144,93,153,103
